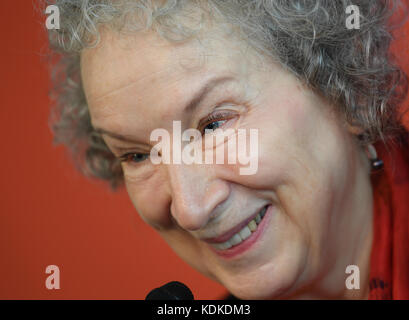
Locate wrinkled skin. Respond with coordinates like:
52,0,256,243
81,25,373,299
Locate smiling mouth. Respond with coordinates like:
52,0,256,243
208,205,268,251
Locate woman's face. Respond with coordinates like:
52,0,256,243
81,27,372,299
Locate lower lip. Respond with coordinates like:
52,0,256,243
208,204,274,259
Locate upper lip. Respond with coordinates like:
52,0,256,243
200,204,268,244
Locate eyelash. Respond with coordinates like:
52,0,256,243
200,110,234,133
118,110,236,165
119,153,150,164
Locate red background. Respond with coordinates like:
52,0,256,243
1,1,408,299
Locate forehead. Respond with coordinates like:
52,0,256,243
80,24,264,101
81,29,182,103
80,26,269,135
81,29,211,134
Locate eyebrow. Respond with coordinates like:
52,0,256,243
94,75,235,143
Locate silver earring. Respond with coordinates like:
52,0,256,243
366,144,384,171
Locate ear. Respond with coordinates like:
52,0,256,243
337,111,365,137
344,122,368,146
345,123,365,136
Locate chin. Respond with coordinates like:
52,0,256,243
216,257,305,300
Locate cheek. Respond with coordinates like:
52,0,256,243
224,93,349,240
123,167,174,228
225,96,314,189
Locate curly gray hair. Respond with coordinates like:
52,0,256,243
44,0,408,190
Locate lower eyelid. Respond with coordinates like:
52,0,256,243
210,117,237,132
120,117,239,161
123,164,156,182
120,153,150,164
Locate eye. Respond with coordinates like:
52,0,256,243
200,110,236,135
119,152,150,164
204,120,227,132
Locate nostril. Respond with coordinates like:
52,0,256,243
170,202,206,231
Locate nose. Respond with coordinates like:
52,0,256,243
167,162,230,231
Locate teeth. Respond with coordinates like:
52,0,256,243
238,226,252,241
210,205,269,251
230,234,242,246
255,214,261,223
212,240,232,250
248,220,257,232
260,206,267,218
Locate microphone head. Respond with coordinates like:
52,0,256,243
145,281,194,300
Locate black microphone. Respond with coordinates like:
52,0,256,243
145,281,194,300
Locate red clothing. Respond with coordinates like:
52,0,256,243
369,126,409,299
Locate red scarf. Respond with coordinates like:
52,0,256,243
369,127,409,299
